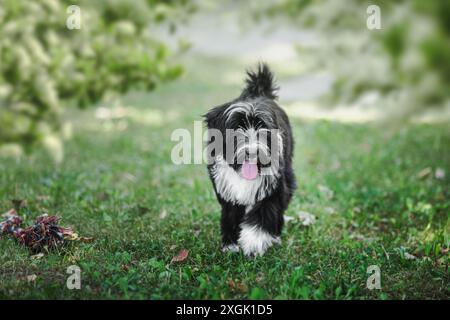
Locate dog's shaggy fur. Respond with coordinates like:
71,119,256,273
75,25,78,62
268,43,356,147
204,63,296,257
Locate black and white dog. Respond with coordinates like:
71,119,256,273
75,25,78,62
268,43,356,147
204,63,296,257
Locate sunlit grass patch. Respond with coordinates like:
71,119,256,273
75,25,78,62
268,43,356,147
0,56,448,299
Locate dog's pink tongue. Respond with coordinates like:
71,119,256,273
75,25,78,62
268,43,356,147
242,161,258,180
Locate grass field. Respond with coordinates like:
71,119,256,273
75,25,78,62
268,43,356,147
0,56,449,299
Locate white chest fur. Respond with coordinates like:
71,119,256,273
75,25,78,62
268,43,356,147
211,157,278,206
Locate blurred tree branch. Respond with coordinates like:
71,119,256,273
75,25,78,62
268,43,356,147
0,0,194,159
259,0,450,118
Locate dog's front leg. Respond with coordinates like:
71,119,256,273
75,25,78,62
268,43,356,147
238,199,284,257
220,204,245,252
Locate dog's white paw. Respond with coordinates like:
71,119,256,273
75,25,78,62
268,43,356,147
238,224,280,257
222,244,240,253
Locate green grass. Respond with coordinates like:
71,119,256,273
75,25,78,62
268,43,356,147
0,56,449,299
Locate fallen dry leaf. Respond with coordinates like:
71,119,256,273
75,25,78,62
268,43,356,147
317,184,334,199
228,279,248,293
283,215,295,223
404,252,417,260
26,274,37,282
2,208,17,217
331,159,341,170
287,237,294,247
298,211,316,226
417,167,432,179
37,195,50,201
30,253,45,260
65,232,79,241
435,168,445,180
171,249,189,263
65,232,94,243
352,207,361,214
159,209,168,219
121,172,136,182
228,278,236,290
79,236,95,243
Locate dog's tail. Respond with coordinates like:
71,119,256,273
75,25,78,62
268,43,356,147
241,63,279,100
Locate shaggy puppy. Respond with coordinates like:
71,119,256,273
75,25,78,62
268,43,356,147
204,63,296,257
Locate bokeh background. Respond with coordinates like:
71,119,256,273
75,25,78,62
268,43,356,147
1,0,450,158
0,0,448,299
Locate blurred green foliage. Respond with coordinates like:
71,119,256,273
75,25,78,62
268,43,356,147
262,0,450,116
0,0,192,159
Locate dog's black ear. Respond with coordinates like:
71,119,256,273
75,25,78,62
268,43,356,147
203,104,227,130
242,63,279,100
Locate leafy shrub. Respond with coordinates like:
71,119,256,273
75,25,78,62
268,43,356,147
0,0,191,159
261,0,450,117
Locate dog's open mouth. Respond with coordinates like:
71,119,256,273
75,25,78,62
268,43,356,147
241,160,258,180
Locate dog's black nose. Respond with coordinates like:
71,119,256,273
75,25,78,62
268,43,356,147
245,148,258,162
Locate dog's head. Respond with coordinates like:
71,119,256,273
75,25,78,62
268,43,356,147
204,64,283,181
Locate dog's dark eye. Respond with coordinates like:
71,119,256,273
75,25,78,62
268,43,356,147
257,130,271,144
258,150,272,167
